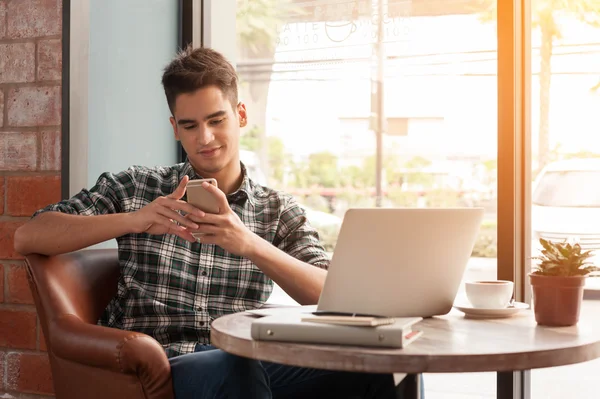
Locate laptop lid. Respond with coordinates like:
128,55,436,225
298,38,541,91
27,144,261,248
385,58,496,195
316,208,484,318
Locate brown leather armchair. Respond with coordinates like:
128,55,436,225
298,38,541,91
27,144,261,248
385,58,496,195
25,249,174,399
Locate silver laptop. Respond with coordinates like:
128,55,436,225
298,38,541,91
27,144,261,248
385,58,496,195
315,207,484,318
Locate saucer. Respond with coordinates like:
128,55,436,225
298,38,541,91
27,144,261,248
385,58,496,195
453,302,530,319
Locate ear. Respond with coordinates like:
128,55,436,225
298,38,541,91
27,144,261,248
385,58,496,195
170,116,180,141
237,102,248,128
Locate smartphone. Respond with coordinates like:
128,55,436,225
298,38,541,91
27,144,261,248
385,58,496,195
186,178,220,214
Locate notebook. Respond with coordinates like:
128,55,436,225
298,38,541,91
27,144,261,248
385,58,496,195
250,313,423,348
300,314,396,327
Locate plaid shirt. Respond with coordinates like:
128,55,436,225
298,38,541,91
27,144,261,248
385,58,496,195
34,162,330,357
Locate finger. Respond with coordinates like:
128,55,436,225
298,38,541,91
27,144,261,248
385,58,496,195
174,229,197,243
156,216,196,242
161,197,205,217
192,223,220,235
201,182,229,214
154,214,187,234
168,176,190,200
158,207,199,230
186,212,221,225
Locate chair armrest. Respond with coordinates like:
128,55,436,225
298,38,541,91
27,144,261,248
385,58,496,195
52,314,170,377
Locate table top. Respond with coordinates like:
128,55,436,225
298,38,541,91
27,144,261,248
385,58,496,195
210,307,600,374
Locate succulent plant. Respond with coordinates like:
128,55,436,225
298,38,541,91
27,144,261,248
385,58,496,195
532,238,600,277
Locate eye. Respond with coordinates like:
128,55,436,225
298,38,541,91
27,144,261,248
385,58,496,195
183,125,197,130
209,118,225,126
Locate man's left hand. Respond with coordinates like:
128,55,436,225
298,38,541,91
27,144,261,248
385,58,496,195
185,182,257,257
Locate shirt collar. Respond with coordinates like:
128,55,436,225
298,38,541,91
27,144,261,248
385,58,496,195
182,161,256,207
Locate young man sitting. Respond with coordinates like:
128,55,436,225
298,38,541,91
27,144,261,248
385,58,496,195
15,46,415,399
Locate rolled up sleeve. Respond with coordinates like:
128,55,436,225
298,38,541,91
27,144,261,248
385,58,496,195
32,169,137,218
275,198,330,270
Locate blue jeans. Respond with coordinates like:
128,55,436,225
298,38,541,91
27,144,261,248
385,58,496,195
169,344,423,398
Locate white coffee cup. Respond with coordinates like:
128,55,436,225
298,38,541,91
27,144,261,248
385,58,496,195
465,280,514,309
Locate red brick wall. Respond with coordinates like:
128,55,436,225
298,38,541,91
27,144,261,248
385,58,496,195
0,0,63,397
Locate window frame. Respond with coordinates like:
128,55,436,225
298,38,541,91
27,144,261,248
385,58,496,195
201,0,533,398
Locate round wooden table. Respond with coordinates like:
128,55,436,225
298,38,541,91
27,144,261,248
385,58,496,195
211,308,600,399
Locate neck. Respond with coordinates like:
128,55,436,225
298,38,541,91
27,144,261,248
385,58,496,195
193,159,243,195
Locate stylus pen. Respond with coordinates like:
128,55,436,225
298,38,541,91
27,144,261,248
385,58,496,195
311,311,386,318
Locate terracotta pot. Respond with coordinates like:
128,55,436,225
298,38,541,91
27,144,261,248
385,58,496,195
529,274,586,327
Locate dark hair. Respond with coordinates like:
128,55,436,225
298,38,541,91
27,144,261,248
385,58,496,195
161,46,239,114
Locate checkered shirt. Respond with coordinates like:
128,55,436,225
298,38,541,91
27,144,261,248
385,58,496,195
33,162,330,357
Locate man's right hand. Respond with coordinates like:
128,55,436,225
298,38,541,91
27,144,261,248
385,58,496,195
127,176,205,242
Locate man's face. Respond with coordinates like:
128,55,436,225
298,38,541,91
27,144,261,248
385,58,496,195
169,85,247,176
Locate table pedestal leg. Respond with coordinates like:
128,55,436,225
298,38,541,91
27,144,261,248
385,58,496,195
402,373,422,399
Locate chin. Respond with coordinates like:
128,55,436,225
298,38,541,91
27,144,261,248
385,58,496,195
189,157,224,175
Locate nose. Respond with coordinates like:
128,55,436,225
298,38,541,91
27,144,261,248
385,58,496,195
197,127,215,146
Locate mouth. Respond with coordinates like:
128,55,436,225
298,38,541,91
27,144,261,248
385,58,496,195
198,147,222,158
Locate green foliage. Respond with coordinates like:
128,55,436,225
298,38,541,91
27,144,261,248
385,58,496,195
471,220,497,258
386,188,420,207
240,127,287,184
268,136,286,183
308,152,339,188
403,156,431,169
236,0,280,54
562,151,600,160
532,238,600,276
240,126,261,152
237,0,308,55
425,189,461,207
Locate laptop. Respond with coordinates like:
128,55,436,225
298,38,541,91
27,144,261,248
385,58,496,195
249,208,484,347
313,207,485,318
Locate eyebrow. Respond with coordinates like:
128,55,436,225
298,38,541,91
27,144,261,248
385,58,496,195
177,110,227,125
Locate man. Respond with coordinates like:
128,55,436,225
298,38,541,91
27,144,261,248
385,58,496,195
15,46,411,398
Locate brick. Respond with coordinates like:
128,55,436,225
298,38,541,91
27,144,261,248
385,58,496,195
6,0,61,39
0,221,24,259
6,352,53,395
0,1,6,39
37,39,61,81
6,176,60,217
40,130,60,171
0,132,37,171
0,309,36,349
0,89,4,128
7,86,61,127
7,263,34,305
0,43,36,84
0,176,4,214
0,264,3,303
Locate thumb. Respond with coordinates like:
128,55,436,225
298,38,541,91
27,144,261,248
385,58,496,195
169,176,189,199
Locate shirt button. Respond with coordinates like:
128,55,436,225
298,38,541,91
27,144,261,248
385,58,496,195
201,270,207,276
197,306,202,311
199,321,205,326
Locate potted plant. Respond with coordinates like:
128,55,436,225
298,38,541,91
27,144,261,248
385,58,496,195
530,238,600,326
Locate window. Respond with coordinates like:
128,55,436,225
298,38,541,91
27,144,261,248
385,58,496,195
69,0,181,247
529,0,600,396
232,0,499,396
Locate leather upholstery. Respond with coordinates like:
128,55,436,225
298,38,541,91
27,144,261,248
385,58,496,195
25,249,174,399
